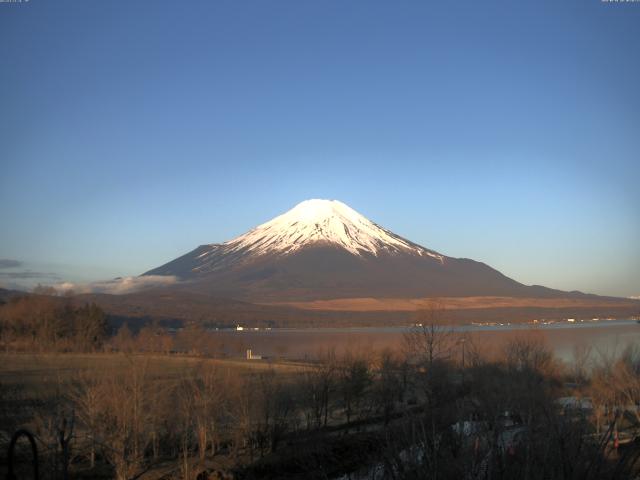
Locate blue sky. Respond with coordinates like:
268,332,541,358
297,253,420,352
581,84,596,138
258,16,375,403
1,0,639,297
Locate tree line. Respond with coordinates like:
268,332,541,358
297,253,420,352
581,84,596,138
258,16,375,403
0,294,108,352
2,337,640,478
0,293,250,357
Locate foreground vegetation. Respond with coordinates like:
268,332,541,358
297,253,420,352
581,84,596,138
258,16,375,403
1,296,640,479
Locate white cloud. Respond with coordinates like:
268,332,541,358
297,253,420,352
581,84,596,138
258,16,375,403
55,275,180,295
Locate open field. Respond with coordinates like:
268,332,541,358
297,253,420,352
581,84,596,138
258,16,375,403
0,353,312,479
0,353,306,389
265,295,640,311
65,290,640,328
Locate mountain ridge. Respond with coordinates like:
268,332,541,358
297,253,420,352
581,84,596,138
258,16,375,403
143,199,606,302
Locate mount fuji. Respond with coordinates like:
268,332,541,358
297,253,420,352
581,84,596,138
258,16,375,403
143,199,570,301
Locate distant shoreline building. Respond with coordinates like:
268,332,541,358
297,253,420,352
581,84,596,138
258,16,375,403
246,349,262,360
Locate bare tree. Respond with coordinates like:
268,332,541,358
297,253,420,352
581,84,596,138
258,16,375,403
70,371,103,469
178,362,226,463
502,331,556,375
74,359,154,480
253,369,295,456
373,349,404,425
31,379,75,479
403,298,455,369
301,349,336,429
176,322,210,356
112,323,135,353
336,350,372,430
571,342,593,385
605,344,640,427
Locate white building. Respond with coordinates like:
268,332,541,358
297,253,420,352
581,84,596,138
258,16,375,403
246,349,262,360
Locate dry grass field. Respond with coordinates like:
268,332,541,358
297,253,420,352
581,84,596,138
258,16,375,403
265,295,640,312
0,353,312,479
0,352,306,390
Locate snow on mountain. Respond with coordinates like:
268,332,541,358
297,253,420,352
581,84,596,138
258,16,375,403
203,199,443,261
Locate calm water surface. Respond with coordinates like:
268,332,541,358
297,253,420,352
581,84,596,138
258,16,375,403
210,319,640,362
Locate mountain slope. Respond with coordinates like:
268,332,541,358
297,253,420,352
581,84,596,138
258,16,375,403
147,200,444,277
144,199,580,301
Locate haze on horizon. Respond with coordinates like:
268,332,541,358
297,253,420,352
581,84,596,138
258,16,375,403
1,0,639,298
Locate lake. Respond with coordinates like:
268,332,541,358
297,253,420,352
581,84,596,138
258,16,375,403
208,319,640,363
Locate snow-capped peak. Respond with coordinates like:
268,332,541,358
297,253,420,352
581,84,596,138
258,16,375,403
219,199,444,260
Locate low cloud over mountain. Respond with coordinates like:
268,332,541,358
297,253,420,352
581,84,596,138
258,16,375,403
55,275,180,295
0,259,23,269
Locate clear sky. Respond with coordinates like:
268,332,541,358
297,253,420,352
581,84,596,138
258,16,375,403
1,0,639,297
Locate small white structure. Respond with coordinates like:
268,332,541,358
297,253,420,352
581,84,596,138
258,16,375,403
236,325,244,331
246,349,262,360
